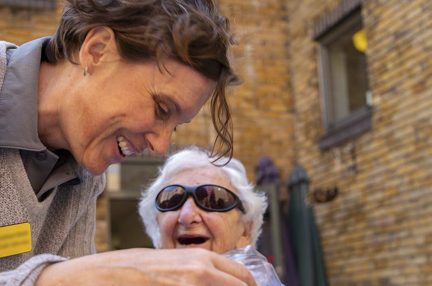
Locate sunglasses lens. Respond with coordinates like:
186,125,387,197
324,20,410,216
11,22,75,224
157,186,185,210
196,186,237,210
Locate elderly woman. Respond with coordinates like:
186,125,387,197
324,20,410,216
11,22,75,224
0,1,256,286
139,147,284,286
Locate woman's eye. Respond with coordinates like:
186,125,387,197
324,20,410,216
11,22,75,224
158,103,168,115
151,93,171,120
154,101,169,119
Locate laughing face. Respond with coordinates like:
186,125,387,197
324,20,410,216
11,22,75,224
156,166,251,254
59,60,215,175
38,27,216,176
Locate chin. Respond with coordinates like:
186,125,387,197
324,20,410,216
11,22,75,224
82,161,109,176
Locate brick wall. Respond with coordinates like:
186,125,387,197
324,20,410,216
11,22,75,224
288,0,432,284
0,0,62,44
172,0,296,187
218,0,295,186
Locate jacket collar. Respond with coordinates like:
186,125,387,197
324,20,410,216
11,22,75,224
0,37,51,151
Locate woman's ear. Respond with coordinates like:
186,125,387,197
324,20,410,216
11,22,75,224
236,221,252,248
78,26,119,75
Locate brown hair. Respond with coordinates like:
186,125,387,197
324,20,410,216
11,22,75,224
46,0,239,163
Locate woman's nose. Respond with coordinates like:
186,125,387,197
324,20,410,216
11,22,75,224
146,127,173,155
178,197,202,225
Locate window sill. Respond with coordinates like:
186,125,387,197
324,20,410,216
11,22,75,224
319,107,372,150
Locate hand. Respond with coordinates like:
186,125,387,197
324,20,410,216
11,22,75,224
35,248,257,286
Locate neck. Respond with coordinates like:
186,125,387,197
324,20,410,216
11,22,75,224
37,60,76,150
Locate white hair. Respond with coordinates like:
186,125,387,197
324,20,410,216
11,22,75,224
138,146,268,248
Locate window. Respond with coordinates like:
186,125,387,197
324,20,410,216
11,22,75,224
0,0,55,10
106,155,165,250
314,0,371,150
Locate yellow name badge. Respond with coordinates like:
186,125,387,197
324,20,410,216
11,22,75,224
0,223,32,258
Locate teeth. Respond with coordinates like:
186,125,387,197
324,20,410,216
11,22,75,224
117,135,133,156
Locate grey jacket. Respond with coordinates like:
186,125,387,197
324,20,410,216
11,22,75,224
0,40,105,285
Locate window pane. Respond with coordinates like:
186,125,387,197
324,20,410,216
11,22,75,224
327,25,369,124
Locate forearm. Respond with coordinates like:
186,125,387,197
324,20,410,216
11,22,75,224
34,248,257,286
0,254,67,286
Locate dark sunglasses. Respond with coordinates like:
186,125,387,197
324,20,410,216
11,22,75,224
155,184,246,213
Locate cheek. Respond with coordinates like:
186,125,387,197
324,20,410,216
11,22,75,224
210,216,244,244
207,216,232,239
123,110,156,133
158,214,178,241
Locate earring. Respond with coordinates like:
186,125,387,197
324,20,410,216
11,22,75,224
83,66,88,76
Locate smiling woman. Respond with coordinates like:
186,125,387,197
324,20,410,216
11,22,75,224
0,1,246,285
139,146,285,286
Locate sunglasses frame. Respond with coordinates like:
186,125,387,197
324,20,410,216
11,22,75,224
155,184,246,213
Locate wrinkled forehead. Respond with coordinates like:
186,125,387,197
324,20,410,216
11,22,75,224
166,166,235,193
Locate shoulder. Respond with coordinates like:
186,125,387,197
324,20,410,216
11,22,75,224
0,41,18,51
0,41,18,64
0,41,18,92
79,169,106,197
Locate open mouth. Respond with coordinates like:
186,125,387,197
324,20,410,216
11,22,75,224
117,134,133,157
178,236,209,246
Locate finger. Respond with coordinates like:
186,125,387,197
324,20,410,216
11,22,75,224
208,267,257,286
210,253,257,286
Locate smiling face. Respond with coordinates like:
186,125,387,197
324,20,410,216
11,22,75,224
60,60,215,175
156,166,251,254
38,27,216,175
